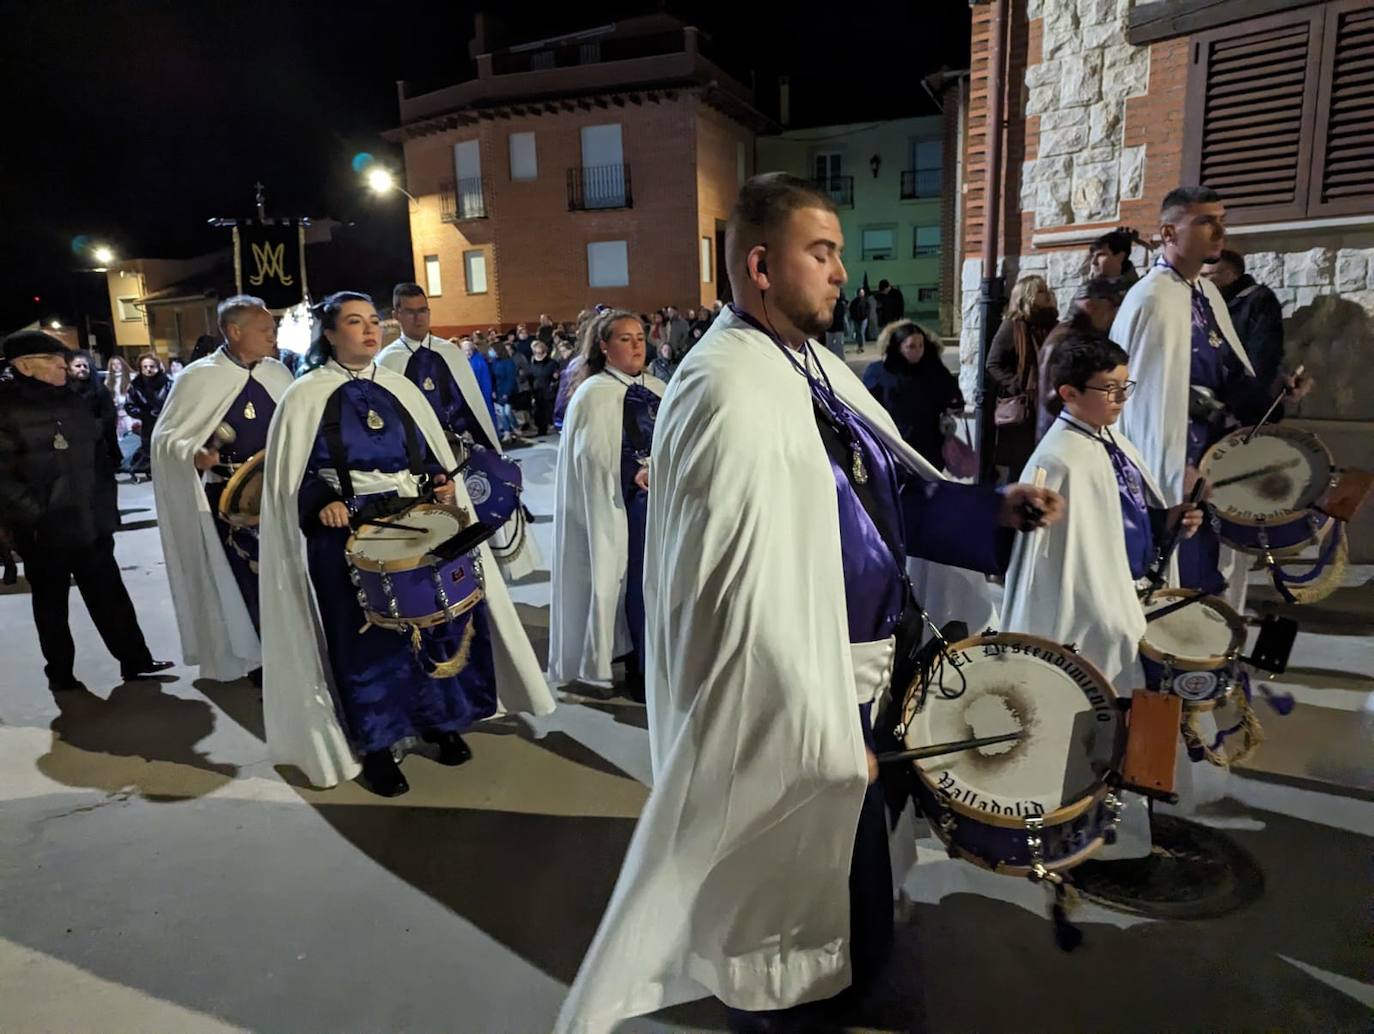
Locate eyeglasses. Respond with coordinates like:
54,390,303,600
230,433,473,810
1082,381,1136,400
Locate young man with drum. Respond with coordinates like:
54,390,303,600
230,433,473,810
377,282,539,581
152,295,294,683
1112,187,1311,599
555,174,1063,1034
257,292,554,797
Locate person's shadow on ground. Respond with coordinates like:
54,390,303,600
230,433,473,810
36,681,238,801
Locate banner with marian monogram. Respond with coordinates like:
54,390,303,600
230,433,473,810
232,221,308,311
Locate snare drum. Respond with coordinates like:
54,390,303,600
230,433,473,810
217,451,265,528
1139,590,1245,704
902,633,1126,877
344,503,484,632
1200,425,1334,556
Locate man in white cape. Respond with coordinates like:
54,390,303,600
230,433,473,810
555,174,1063,1034
1113,186,1309,612
151,296,294,682
548,319,666,696
1002,331,1201,857
377,282,539,582
256,357,555,789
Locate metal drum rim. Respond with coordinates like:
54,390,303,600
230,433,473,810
216,449,266,528
906,631,1123,831
1200,424,1333,527
362,587,484,631
1139,589,1246,669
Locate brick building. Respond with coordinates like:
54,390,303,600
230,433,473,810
957,0,1374,414
385,15,772,335
957,0,1374,554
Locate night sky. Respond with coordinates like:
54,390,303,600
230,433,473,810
0,0,969,339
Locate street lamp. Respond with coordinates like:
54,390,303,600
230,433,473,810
365,166,417,204
92,245,115,266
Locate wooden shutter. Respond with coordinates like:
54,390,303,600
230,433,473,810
1183,7,1326,223
1309,0,1374,216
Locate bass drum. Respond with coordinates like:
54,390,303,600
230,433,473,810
901,632,1126,877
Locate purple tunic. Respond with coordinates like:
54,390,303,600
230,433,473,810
204,368,278,633
401,343,494,449
1061,416,1154,580
618,381,660,666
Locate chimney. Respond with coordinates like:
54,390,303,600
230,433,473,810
779,76,791,127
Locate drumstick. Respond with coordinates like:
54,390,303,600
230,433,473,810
876,731,1024,765
1209,457,1301,490
1242,364,1305,445
356,518,427,533
1017,466,1049,533
1142,477,1209,605
1144,592,1207,624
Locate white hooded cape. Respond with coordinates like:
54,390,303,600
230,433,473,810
556,311,954,1033
257,361,556,789
548,370,666,687
150,350,294,681
1112,265,1253,506
1001,415,1167,696
377,333,540,581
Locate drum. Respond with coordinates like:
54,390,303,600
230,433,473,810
1199,425,1334,556
344,503,484,632
217,451,265,528
1139,590,1245,704
901,633,1126,878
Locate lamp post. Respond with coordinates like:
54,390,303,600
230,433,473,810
366,167,418,205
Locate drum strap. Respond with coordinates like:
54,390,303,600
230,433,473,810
321,387,425,502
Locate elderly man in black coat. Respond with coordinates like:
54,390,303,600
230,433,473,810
0,332,171,693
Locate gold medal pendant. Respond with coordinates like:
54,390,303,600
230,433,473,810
851,446,868,485
366,409,385,431
1208,330,1222,349
422,377,436,391
243,401,257,420
53,432,69,451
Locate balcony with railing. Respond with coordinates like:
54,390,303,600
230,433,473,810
567,163,633,211
901,169,941,200
440,177,488,221
813,175,854,209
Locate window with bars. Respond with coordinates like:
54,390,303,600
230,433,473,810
1183,1,1374,223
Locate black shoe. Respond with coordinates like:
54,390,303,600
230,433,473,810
121,659,175,681
361,750,410,797
247,667,263,688
425,731,472,767
48,677,88,694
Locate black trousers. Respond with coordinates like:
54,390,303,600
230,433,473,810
24,534,153,685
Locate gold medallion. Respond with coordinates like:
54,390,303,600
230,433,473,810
244,401,257,419
422,377,436,391
851,446,868,485
1208,330,1222,349
53,432,69,451
366,409,385,431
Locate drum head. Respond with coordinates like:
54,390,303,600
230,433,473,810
1140,590,1244,668
904,634,1120,818
1201,426,1331,524
346,503,469,571
217,451,266,528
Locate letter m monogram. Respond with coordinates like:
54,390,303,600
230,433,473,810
249,241,294,287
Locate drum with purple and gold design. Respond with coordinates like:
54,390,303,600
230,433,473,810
344,503,484,631
902,633,1126,877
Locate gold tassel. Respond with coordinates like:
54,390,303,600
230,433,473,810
426,617,477,679
1272,529,1349,605
409,624,423,655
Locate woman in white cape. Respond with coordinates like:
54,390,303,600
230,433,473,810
548,311,665,699
258,292,553,797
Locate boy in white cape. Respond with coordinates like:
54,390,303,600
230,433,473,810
1002,330,1200,855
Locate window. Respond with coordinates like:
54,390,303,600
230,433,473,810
913,225,941,257
453,139,485,218
464,250,488,294
917,287,939,303
813,152,842,182
117,296,141,322
579,124,626,208
905,137,942,198
587,241,629,288
509,132,537,181
1183,2,1374,223
701,237,713,283
861,226,896,261
424,255,442,297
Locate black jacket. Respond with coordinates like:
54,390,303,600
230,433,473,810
0,374,120,551
72,376,121,467
878,286,906,326
1221,274,1284,385
529,355,559,398
125,371,171,427
862,352,964,470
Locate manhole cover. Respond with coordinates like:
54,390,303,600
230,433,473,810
1070,814,1264,919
